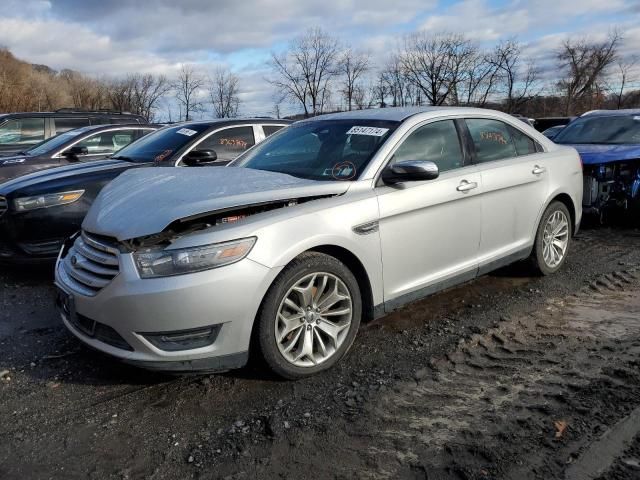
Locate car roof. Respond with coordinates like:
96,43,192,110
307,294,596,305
0,111,146,119
299,106,521,123
581,109,640,117
172,118,292,129
66,123,158,134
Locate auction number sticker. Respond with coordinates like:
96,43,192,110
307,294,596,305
176,128,198,136
346,126,389,137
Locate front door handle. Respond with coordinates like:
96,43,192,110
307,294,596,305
532,165,547,175
456,180,478,192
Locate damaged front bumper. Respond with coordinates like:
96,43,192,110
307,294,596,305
54,241,282,373
582,161,640,218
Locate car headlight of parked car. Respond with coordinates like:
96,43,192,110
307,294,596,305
14,190,85,211
133,237,257,278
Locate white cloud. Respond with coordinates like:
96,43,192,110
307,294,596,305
0,0,638,118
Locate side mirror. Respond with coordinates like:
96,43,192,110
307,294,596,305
381,160,439,185
182,149,218,167
62,146,89,160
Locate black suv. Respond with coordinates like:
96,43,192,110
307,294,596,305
0,118,290,262
0,124,158,183
0,109,147,156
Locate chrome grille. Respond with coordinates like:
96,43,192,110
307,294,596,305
60,231,120,296
0,196,7,217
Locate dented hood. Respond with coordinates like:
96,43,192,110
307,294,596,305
83,167,351,240
569,143,640,165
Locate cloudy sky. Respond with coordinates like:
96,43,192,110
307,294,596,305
1,0,639,118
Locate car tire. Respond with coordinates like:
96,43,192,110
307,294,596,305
255,252,362,380
530,201,572,275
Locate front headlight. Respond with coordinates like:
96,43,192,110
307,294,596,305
133,237,256,278
14,190,85,212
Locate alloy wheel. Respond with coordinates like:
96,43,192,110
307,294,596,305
275,272,353,368
542,210,569,268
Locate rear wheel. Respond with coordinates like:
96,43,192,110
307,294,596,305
530,201,572,275
256,252,362,379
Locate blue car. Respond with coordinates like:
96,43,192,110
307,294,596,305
553,109,640,220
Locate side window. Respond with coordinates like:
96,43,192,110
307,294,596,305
509,126,537,156
198,126,256,162
391,120,464,173
53,117,90,134
0,118,45,145
263,125,285,137
466,119,517,163
75,129,137,156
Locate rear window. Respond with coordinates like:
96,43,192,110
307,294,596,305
466,119,517,163
0,118,45,146
263,125,286,137
53,117,90,134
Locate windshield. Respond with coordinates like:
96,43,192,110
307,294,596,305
26,131,79,156
112,124,210,163
554,115,640,145
233,119,398,181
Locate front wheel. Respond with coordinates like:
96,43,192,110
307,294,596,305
530,201,572,275
255,252,362,380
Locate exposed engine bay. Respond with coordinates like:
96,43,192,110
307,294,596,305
122,195,334,250
582,161,640,219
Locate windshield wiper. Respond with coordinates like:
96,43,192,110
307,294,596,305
111,155,134,162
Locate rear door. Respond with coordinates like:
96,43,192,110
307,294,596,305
376,118,482,309
463,118,549,272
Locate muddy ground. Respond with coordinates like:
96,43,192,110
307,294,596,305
1,227,640,480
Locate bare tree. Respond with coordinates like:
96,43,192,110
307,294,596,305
610,56,638,109
380,55,412,107
134,74,171,120
60,69,109,110
174,64,205,121
456,49,500,106
337,48,369,110
109,74,170,120
488,39,540,113
557,31,621,115
268,27,339,116
400,32,476,106
209,67,240,118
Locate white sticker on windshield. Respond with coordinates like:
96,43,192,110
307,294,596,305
346,126,389,137
634,116,640,121
176,128,198,136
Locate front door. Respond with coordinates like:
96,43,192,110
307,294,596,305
376,119,482,310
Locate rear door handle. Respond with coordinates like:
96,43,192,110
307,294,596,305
456,180,478,192
532,165,547,175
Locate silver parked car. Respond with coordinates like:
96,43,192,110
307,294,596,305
55,107,583,379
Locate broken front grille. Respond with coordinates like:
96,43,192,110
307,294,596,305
60,231,120,296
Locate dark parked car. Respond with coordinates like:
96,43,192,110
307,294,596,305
0,109,147,156
553,109,640,220
0,118,290,262
542,125,565,140
0,124,158,183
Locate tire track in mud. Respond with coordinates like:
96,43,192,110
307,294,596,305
355,268,640,479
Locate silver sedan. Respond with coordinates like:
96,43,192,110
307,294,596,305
55,107,583,379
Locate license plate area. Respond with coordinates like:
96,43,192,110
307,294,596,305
56,288,95,336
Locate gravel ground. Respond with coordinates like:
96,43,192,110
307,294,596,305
1,227,640,479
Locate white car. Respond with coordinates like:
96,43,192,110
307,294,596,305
55,107,583,379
